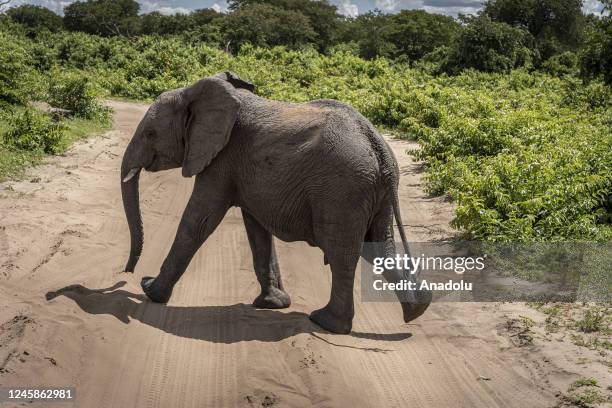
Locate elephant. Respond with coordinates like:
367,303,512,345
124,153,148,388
120,72,432,334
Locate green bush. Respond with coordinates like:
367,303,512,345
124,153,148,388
542,51,578,76
48,72,111,122
406,71,612,241
0,31,41,105
4,109,66,154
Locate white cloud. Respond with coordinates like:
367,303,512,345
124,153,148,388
422,5,479,16
582,0,605,15
140,0,190,14
211,1,228,13
337,0,358,17
157,5,190,14
375,0,400,11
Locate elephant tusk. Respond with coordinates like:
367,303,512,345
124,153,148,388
122,168,141,183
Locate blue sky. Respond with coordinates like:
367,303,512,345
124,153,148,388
8,0,607,19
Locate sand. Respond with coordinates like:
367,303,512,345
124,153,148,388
0,100,608,407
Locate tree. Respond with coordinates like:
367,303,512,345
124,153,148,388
483,0,584,60
337,9,459,61
228,0,339,51
388,10,460,61
7,5,63,32
140,12,187,35
580,1,612,83
483,0,535,28
64,0,140,37
222,2,317,51
191,8,222,26
140,8,222,36
443,15,532,74
337,11,396,59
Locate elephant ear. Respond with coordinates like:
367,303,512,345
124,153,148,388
215,71,255,92
181,77,240,177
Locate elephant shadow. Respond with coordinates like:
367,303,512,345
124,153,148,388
45,281,411,346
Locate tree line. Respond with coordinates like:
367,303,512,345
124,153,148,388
4,0,612,81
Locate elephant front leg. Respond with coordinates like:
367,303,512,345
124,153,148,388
141,192,229,304
242,209,291,309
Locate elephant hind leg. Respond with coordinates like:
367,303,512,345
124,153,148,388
309,247,360,334
242,209,291,309
309,216,366,334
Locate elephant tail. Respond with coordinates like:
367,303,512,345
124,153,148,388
361,122,411,259
391,184,410,258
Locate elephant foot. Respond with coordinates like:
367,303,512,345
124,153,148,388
253,287,291,309
141,277,172,304
401,288,432,323
309,306,352,334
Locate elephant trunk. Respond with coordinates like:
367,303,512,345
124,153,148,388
121,141,143,273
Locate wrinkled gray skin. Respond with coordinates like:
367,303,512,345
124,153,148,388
121,72,431,334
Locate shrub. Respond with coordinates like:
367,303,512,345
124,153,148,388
575,309,608,333
4,109,66,154
408,72,612,241
542,51,578,76
48,73,111,122
0,31,40,105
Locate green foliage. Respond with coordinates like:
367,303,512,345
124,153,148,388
483,0,584,61
0,31,42,105
137,9,224,44
571,378,599,389
387,10,460,62
63,0,140,37
575,309,609,333
337,11,396,60
3,108,65,154
564,378,609,407
406,71,612,241
443,16,533,74
7,5,63,33
334,9,459,62
140,9,221,36
580,13,612,84
223,3,317,51
48,72,112,121
3,0,605,74
228,0,339,51
542,51,578,76
0,24,610,242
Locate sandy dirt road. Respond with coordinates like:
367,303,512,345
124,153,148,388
0,100,604,407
